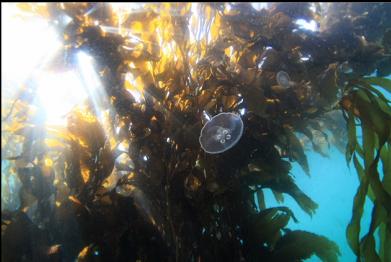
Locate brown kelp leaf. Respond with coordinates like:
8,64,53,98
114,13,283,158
379,222,391,262
380,145,391,195
340,96,360,117
68,195,83,206
256,189,266,210
318,63,338,108
368,202,387,240
353,154,375,200
362,119,376,168
241,79,267,117
362,122,391,214
80,165,90,184
311,130,330,158
354,90,390,146
272,230,341,262
286,130,310,176
346,155,369,256
364,77,391,94
262,173,318,216
345,109,357,163
355,79,391,105
297,125,330,158
77,245,92,260
367,151,391,214
272,190,284,204
354,81,391,118
253,207,297,247
360,234,381,262
246,153,316,216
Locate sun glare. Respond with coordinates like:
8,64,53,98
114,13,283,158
251,3,268,11
2,4,61,87
2,3,89,126
36,71,87,126
295,19,319,32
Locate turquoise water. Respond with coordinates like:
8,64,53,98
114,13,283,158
259,74,390,261
265,148,365,261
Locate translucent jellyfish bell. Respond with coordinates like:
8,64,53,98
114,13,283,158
199,112,244,154
276,71,291,88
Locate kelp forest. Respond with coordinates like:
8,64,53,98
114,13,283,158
1,3,391,262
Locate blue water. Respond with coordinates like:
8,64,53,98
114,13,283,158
262,148,369,261
259,74,391,261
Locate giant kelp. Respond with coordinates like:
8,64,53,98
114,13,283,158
341,77,391,262
1,3,391,262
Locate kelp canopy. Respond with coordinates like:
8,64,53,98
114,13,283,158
1,3,391,262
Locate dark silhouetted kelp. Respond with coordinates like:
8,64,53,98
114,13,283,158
1,3,391,262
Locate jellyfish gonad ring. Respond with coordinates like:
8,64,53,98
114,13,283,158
199,112,244,154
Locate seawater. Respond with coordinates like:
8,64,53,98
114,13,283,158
261,74,391,261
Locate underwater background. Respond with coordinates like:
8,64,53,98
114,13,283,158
286,76,390,262
278,74,391,262
2,3,391,262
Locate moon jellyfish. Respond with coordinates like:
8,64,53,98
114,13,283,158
276,71,291,88
199,112,244,154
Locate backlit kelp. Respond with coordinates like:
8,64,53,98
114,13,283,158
341,77,391,262
1,3,390,262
